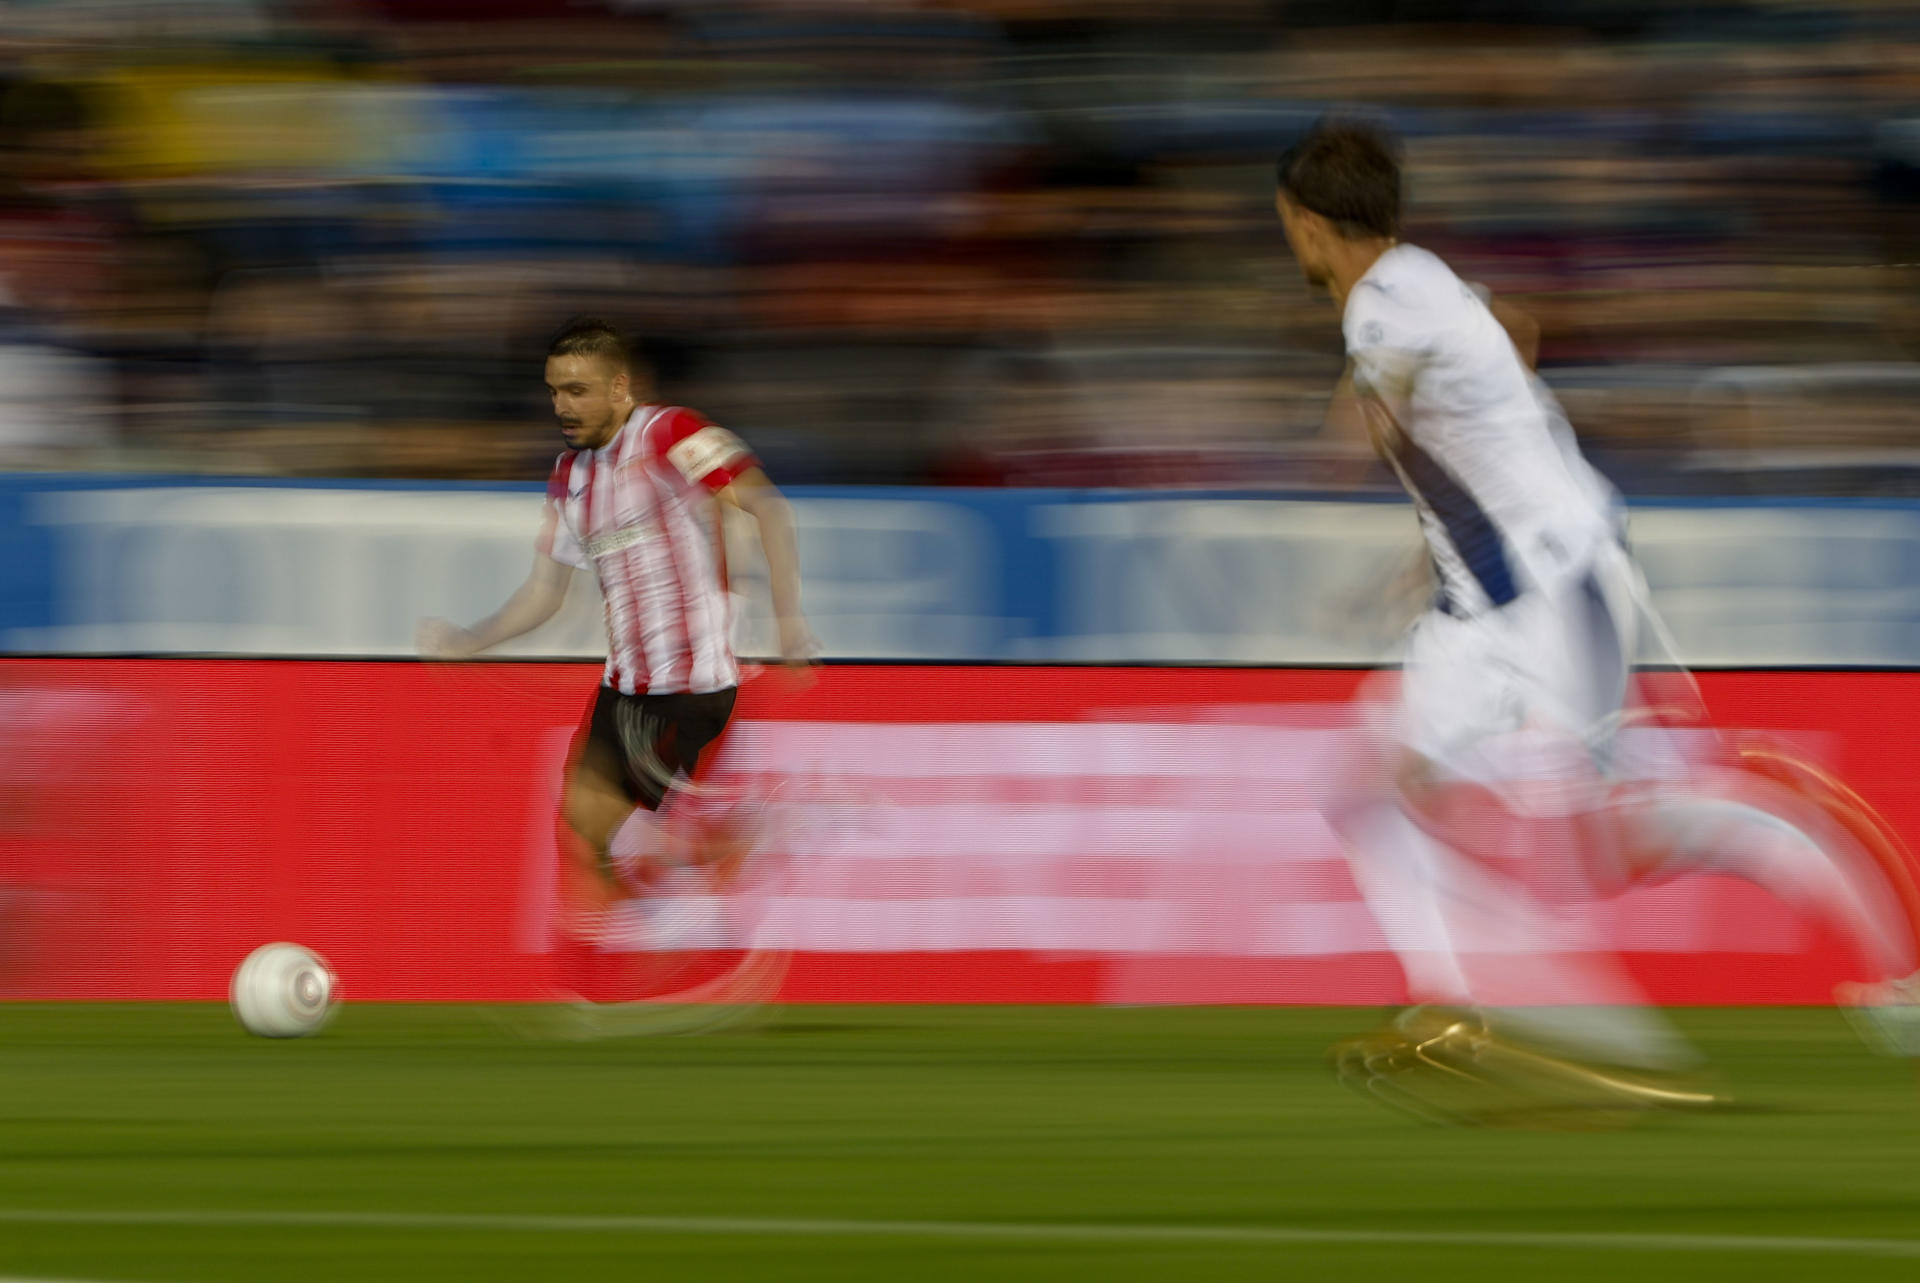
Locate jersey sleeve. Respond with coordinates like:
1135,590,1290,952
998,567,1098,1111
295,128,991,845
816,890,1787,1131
1344,290,1426,406
1343,287,1428,431
537,455,589,570
650,407,758,493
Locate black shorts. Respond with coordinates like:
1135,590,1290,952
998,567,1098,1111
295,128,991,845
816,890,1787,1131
575,685,738,811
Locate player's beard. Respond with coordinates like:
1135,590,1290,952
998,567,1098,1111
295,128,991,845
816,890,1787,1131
1301,259,1331,291
560,410,615,450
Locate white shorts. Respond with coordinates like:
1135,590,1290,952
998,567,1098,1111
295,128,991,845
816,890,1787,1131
1398,539,1643,788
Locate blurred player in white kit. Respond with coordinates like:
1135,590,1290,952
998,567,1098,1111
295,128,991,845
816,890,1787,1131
1275,121,1920,1120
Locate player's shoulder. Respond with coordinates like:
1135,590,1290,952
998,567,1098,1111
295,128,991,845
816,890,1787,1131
1366,243,1463,292
1344,244,1473,345
640,404,756,485
634,404,715,450
654,403,715,431
545,449,580,499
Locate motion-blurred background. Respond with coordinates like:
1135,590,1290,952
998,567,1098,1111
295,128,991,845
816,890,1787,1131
7,21,1920,1275
0,0,1914,492
3,0,1920,1004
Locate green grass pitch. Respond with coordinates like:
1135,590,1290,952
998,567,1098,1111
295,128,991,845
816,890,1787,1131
2,1004,1918,1282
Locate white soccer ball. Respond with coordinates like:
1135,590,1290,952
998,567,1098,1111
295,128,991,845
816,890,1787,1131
230,942,338,1038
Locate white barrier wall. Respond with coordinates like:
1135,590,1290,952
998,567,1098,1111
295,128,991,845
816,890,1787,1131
3,479,1915,666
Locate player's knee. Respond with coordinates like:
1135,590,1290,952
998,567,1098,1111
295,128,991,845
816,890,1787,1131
559,780,596,845
561,775,621,850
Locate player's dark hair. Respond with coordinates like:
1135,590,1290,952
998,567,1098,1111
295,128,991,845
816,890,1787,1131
1276,121,1401,241
547,317,637,374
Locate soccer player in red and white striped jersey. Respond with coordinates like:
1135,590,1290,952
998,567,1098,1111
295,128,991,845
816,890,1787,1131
420,319,812,905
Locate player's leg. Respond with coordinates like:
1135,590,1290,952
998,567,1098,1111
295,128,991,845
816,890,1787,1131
660,688,754,875
1628,786,1914,971
1327,617,1487,1011
1606,763,1920,1052
1364,745,1695,1067
646,688,738,786
1329,781,1473,1008
1583,545,1920,1035
1332,750,1711,1122
525,678,795,1038
1330,596,1706,1120
560,685,651,906
610,687,740,871
1442,550,1708,1068
559,684,747,890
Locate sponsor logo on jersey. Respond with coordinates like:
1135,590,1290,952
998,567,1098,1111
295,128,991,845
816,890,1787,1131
583,523,656,560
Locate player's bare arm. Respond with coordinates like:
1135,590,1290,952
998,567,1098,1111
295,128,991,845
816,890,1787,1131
717,466,817,667
417,552,574,659
1317,363,1379,490
1488,294,1540,370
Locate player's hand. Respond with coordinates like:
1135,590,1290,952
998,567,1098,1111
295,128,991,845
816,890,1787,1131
776,615,820,669
416,617,482,661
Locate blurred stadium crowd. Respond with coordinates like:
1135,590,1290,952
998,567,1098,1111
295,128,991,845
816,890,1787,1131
0,0,1914,492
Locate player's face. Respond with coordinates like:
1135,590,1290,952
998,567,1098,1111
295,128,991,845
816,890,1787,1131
545,353,630,450
1275,194,1332,292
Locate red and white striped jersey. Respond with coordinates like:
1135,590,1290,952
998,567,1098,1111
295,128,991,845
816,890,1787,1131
537,404,756,696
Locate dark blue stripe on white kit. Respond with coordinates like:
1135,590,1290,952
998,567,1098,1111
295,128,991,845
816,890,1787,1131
1388,434,1520,608
1579,569,1626,722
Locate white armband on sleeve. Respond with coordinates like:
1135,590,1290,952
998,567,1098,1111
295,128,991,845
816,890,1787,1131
666,425,749,484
